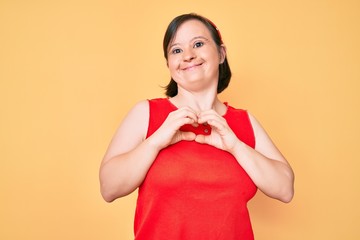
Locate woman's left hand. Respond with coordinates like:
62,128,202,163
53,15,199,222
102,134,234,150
195,109,294,203
195,109,239,152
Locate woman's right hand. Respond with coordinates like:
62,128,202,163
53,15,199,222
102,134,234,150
100,103,198,201
149,106,198,150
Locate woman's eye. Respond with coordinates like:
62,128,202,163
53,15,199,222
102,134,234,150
171,48,182,54
194,41,204,48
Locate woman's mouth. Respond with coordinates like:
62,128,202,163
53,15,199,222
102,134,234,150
182,63,203,71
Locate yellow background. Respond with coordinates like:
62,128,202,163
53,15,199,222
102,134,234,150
1,0,359,239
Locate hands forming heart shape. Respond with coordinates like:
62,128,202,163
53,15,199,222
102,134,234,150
179,123,212,136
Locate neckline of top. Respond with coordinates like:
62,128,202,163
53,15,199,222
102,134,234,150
166,98,229,117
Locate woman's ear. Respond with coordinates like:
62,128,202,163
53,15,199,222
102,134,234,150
219,44,227,64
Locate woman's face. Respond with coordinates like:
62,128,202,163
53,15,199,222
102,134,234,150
166,20,226,93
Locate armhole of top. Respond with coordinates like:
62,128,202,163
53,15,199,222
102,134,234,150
245,110,256,149
145,99,151,139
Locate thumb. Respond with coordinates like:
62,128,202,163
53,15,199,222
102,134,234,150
194,134,208,144
180,131,196,141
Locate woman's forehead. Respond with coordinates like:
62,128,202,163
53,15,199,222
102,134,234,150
172,20,211,43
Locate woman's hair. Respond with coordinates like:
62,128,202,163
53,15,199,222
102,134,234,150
163,13,232,97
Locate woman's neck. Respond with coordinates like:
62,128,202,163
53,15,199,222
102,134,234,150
169,90,222,113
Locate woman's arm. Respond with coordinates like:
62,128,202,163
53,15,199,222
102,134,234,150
99,100,198,202
99,100,158,202
230,113,294,203
195,110,294,203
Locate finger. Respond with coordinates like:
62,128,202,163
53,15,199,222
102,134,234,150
174,107,198,122
181,131,196,141
191,122,199,127
172,131,196,144
197,111,224,125
207,119,228,134
194,134,207,144
166,110,198,129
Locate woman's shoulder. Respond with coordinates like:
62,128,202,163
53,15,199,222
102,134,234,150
127,98,173,119
128,98,173,120
223,102,249,116
127,99,150,115
147,97,169,104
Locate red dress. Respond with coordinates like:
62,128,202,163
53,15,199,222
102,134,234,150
134,98,257,240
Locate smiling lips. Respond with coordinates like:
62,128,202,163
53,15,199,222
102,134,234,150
182,63,203,71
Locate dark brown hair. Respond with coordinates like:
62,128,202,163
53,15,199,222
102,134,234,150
163,13,232,97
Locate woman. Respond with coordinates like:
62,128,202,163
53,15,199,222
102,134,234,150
100,13,294,240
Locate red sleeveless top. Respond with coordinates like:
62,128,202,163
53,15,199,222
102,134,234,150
134,98,257,240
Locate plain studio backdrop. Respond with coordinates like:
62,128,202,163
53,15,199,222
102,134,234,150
1,0,359,239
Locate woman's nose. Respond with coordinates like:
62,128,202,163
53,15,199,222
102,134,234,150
183,48,196,61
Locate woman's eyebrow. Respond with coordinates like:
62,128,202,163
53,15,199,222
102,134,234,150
169,36,209,50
